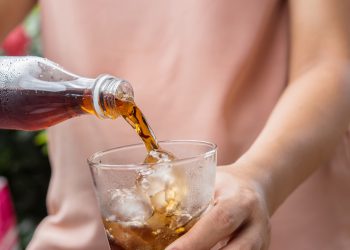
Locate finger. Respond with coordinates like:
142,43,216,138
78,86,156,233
223,224,266,250
211,237,231,250
165,198,250,250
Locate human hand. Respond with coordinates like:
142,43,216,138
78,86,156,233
166,165,271,250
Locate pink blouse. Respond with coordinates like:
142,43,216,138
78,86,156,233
27,0,350,249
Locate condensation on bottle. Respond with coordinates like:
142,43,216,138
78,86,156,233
0,56,134,130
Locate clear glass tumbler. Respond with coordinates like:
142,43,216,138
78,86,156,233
88,140,217,250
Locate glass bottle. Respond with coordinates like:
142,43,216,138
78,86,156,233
0,56,134,130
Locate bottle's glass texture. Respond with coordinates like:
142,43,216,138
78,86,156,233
0,56,133,130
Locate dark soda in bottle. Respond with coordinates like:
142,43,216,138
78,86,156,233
0,56,134,130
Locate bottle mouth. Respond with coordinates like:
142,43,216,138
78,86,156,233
93,74,134,119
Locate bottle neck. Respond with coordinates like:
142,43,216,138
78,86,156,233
92,74,134,119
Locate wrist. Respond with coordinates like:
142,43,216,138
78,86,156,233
228,152,284,216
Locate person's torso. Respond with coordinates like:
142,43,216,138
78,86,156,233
27,1,350,250
40,0,289,164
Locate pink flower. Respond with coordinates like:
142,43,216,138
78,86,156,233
1,26,30,56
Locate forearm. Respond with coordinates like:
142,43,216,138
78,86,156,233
0,0,36,42
238,59,350,215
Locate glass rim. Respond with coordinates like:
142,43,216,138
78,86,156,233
87,140,217,170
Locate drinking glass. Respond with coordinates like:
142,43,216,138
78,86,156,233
88,140,217,250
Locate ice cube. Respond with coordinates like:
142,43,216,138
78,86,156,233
169,212,193,229
107,188,153,224
136,162,190,221
150,191,167,213
137,164,175,197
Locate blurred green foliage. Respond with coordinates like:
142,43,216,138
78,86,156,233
0,7,49,249
24,7,42,56
0,131,50,248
